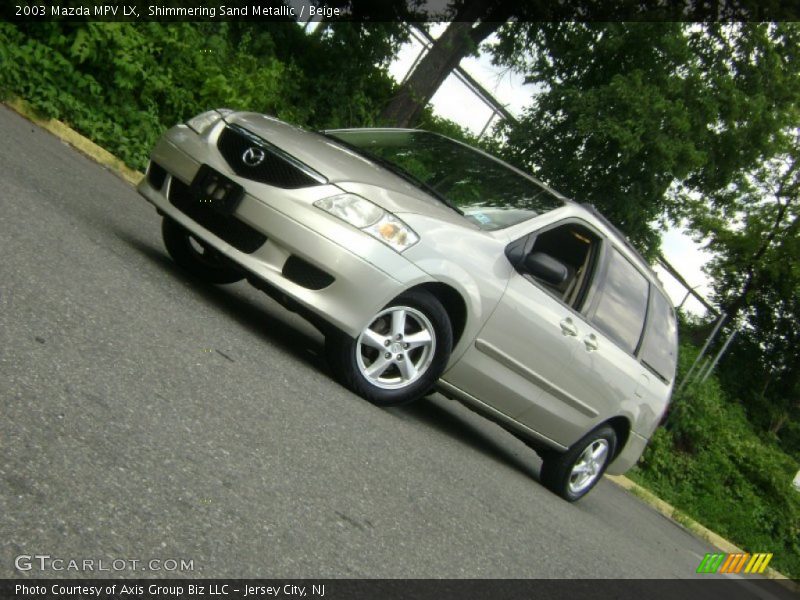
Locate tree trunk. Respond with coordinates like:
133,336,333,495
379,1,510,127
769,412,789,435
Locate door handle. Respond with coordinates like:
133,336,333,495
559,318,578,337
583,334,599,352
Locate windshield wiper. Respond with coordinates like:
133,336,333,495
319,132,464,216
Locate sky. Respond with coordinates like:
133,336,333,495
387,28,715,316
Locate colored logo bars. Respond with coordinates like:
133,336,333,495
696,553,773,574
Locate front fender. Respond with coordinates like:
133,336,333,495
398,213,513,363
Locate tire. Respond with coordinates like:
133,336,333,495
161,217,244,284
326,289,453,407
540,425,617,502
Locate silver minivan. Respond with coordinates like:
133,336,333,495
138,110,678,501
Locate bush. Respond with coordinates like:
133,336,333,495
0,22,401,171
631,343,800,578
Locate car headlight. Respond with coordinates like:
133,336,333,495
314,194,419,252
363,213,419,252
186,109,234,134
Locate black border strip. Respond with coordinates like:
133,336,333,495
2,0,800,23
2,579,800,600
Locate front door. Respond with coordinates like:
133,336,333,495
444,220,604,445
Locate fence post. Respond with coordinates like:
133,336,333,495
675,312,726,395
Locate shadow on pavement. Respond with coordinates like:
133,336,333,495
114,229,326,372
396,395,542,483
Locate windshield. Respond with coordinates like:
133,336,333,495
325,130,564,230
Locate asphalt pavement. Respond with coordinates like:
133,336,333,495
0,106,795,596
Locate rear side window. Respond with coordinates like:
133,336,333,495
591,249,649,354
639,289,678,382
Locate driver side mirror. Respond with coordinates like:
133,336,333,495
523,252,569,285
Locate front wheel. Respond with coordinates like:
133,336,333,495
326,290,453,407
161,217,244,284
540,425,617,502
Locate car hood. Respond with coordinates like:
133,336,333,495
225,113,475,228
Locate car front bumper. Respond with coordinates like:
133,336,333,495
137,124,429,337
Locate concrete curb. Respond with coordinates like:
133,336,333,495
5,97,797,589
605,475,746,553
606,474,797,589
5,98,144,186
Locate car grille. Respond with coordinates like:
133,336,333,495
168,177,267,254
216,125,325,189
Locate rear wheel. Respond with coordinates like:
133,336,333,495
162,217,244,284
326,290,452,407
540,425,617,502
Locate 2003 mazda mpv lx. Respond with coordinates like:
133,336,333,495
138,109,678,501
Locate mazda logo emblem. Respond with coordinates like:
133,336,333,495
242,146,266,167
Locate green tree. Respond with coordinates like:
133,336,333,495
689,138,800,446
490,22,800,255
492,23,691,252
242,20,409,128
376,0,766,129
673,24,800,448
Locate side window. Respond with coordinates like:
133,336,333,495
591,249,649,354
639,289,678,382
526,223,600,310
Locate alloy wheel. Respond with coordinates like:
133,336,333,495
355,306,436,390
568,439,609,495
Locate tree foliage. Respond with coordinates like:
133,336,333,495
674,26,800,449
0,21,406,170
490,22,800,256
689,136,800,448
